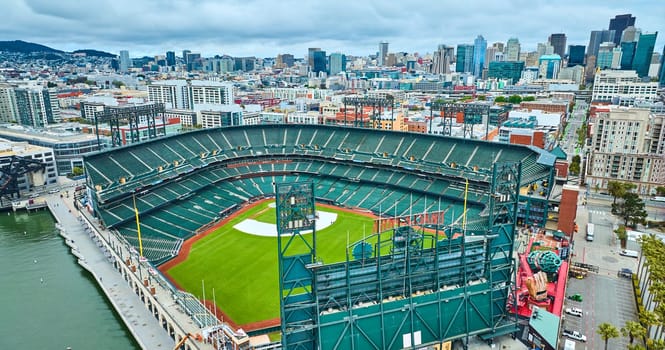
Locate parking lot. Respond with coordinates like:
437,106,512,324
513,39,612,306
563,270,638,349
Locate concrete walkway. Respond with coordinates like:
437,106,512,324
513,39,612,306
46,194,174,350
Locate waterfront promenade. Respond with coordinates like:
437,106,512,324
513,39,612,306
46,193,175,349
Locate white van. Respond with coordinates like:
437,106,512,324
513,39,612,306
585,223,595,242
619,249,639,258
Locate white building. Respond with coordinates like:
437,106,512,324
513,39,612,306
148,80,234,109
0,139,58,191
592,70,659,103
0,84,17,123
587,107,665,194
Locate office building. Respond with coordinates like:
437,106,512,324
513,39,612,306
588,107,663,195
548,33,567,58
632,32,658,77
307,48,321,68
620,42,637,70
592,70,658,102
275,54,295,68
328,53,346,75
233,57,255,72
431,44,454,74
609,14,636,45
378,42,389,66
567,45,585,66
558,65,585,84
310,50,327,75
537,43,554,57
538,54,562,79
597,42,621,69
473,35,487,78
119,50,130,73
660,46,665,87
505,38,521,62
621,26,641,43
166,51,176,66
588,30,616,57
456,44,474,73
488,61,525,84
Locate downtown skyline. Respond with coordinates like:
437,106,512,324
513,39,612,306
1,0,664,58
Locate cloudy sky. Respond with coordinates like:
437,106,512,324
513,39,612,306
2,0,664,58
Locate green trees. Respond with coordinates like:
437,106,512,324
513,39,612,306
613,192,648,228
622,320,647,344
494,96,506,103
656,186,665,196
615,225,628,249
569,155,581,176
522,96,536,102
507,95,522,104
597,322,620,350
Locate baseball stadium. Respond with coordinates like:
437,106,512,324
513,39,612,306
83,124,555,349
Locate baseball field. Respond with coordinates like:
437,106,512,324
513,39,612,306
164,199,376,327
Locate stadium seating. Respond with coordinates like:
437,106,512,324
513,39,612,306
84,124,552,264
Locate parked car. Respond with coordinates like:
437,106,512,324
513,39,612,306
618,268,633,278
567,294,583,302
619,249,639,258
565,307,583,317
563,329,587,342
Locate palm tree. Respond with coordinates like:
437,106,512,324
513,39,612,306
650,339,665,350
622,320,647,344
597,322,620,350
627,344,646,350
640,310,660,339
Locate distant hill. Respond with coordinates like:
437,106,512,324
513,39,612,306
72,49,116,58
0,40,63,53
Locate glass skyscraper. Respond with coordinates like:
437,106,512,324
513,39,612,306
473,35,486,78
620,42,636,70
632,32,658,77
456,44,474,73
609,14,636,45
568,45,585,66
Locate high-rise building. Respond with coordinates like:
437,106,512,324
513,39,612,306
488,61,525,84
148,80,234,109
659,46,665,88
620,42,637,69
311,50,327,74
328,52,346,75
0,84,17,123
473,35,487,78
166,51,176,66
14,85,60,127
621,26,641,43
588,30,616,57
119,50,130,73
456,44,474,73
609,14,636,45
505,38,521,62
275,54,295,68
537,43,554,57
378,42,389,66
568,45,585,66
632,32,658,77
597,42,618,69
548,33,567,58
308,48,321,68
588,107,663,194
538,54,561,79
431,44,454,74
492,42,504,52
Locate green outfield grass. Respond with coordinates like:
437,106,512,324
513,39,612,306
166,200,375,326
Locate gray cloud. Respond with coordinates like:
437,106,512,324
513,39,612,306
2,0,663,57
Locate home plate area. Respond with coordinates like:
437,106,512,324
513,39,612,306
233,203,338,237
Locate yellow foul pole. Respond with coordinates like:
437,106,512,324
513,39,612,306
133,194,143,257
462,178,469,231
